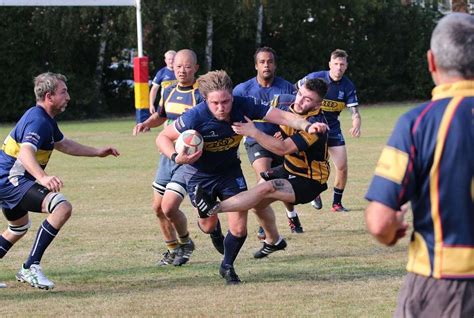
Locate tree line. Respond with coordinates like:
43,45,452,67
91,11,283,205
0,0,440,121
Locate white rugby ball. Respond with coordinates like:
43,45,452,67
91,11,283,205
175,129,204,155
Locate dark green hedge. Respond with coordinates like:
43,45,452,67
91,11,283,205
0,1,438,122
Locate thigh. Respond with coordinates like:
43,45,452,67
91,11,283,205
287,176,328,204
154,156,175,188
328,145,347,169
2,183,50,221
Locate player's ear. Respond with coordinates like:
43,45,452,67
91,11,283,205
427,50,436,73
194,64,199,72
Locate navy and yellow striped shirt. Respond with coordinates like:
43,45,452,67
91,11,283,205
365,81,474,280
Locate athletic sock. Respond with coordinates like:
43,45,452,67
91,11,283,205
24,220,59,268
333,187,344,205
0,235,13,259
286,210,298,218
209,219,223,238
222,231,247,267
178,232,190,245
165,240,179,252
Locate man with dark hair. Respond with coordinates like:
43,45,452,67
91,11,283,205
234,47,301,239
193,78,330,258
365,13,473,317
0,72,119,289
157,71,327,285
297,49,361,212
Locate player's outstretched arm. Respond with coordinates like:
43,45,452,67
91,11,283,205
55,138,120,158
264,108,328,134
132,113,167,135
232,116,297,156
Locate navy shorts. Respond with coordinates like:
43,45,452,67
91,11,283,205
244,142,284,166
327,129,346,147
175,165,248,206
2,183,50,221
153,155,187,196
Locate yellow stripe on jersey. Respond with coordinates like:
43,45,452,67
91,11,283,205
430,96,462,279
134,82,149,109
406,232,432,277
2,135,52,165
441,246,474,276
321,99,346,112
204,135,243,152
164,102,194,115
161,80,177,90
374,146,409,184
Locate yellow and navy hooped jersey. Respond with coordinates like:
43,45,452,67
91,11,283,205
233,76,295,145
272,94,330,183
296,71,358,131
158,82,203,121
0,106,64,186
174,96,271,173
365,80,474,280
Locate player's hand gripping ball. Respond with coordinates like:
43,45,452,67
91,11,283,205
175,129,204,155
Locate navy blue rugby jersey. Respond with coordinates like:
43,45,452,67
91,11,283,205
174,96,271,173
297,71,358,132
233,76,294,145
158,82,203,122
365,81,474,280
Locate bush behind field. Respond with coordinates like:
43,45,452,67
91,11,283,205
0,1,437,121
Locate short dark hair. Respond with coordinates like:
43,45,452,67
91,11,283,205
254,46,277,64
304,78,328,100
330,49,348,60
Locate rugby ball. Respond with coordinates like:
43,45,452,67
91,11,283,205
175,129,204,155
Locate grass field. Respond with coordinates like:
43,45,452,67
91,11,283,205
0,103,414,317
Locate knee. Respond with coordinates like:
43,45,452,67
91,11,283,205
54,201,73,221
257,182,277,197
228,220,247,237
197,216,218,234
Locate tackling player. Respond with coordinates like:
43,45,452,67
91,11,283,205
193,79,330,259
157,71,327,284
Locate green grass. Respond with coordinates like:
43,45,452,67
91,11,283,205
0,103,413,317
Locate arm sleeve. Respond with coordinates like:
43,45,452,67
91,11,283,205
365,115,415,210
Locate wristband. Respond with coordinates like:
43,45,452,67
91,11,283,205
304,124,312,133
170,152,178,163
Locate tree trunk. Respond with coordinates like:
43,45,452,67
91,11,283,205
94,13,108,113
205,11,213,72
255,1,263,48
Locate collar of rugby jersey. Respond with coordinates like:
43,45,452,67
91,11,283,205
431,80,474,101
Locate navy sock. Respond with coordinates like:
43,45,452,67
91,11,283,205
0,235,13,259
222,231,247,267
333,187,344,205
24,220,59,268
210,219,223,238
